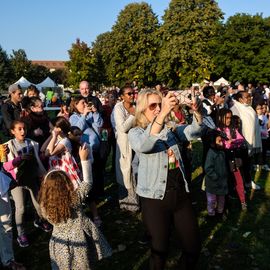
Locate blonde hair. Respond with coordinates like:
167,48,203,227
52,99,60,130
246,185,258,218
134,89,162,129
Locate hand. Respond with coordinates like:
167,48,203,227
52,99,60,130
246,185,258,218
52,127,61,137
128,106,135,116
160,92,178,117
34,128,43,136
84,106,92,115
79,144,89,161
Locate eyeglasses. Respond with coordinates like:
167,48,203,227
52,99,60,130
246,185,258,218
125,92,134,96
148,102,161,110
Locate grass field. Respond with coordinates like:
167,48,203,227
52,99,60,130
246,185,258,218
11,141,270,270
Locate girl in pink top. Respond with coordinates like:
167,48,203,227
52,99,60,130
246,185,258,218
217,108,247,210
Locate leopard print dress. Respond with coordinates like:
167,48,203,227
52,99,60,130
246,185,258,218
49,181,112,270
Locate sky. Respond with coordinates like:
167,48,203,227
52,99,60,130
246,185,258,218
1,0,269,61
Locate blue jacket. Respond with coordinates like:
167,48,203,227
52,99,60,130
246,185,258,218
128,116,202,199
69,112,103,152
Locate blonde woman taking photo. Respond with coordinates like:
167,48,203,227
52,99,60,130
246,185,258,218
128,89,202,270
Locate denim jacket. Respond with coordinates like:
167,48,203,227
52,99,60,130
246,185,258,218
69,112,103,152
128,116,202,199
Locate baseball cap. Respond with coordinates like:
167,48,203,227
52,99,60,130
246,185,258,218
8,84,22,94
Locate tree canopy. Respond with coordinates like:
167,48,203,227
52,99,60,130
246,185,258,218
156,0,223,88
0,46,13,92
66,38,101,89
94,2,159,87
213,14,270,84
1,0,270,90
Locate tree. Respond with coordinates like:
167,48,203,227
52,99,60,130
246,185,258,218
9,49,32,80
0,46,13,93
92,31,113,86
28,64,49,84
213,14,270,84
105,2,159,87
50,68,68,86
66,38,98,89
156,0,223,88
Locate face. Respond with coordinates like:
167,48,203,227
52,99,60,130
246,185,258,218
262,104,268,114
31,100,43,114
121,88,134,103
224,112,232,127
79,81,90,97
144,94,162,122
208,94,215,102
11,90,23,104
215,136,223,149
28,90,38,98
75,99,87,114
256,105,263,115
240,92,251,105
11,122,26,142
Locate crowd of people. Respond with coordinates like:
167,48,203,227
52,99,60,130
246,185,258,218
0,79,269,269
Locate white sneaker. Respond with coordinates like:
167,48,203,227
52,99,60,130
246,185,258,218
253,164,260,171
262,164,270,171
251,181,261,190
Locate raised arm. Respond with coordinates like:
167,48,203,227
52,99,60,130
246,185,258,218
77,144,93,199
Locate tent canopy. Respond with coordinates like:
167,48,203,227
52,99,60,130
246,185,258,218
36,77,57,89
214,77,230,86
14,76,34,88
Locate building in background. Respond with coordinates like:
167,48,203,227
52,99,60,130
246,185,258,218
31,60,66,72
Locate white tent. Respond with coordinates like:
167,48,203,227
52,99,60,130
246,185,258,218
36,77,57,89
214,77,230,86
14,76,34,88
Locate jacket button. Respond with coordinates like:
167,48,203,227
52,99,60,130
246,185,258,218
164,165,167,168
159,195,163,198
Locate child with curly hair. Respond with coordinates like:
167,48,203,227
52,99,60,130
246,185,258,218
38,145,112,270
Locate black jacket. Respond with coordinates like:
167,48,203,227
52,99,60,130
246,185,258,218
1,99,22,136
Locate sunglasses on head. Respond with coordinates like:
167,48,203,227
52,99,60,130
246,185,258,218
125,92,134,96
148,102,161,110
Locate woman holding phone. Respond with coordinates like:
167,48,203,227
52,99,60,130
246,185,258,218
128,89,202,270
69,96,104,226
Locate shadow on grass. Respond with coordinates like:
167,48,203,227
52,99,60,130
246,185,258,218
12,142,270,270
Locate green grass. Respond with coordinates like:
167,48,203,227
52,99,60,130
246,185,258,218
12,142,270,269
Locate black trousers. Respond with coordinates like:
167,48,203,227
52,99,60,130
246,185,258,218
140,169,201,270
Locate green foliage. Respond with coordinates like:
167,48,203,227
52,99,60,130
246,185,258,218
156,0,223,88
28,64,49,84
92,32,113,86
96,2,159,87
50,68,68,85
213,14,270,84
10,49,32,80
66,38,98,89
0,46,13,93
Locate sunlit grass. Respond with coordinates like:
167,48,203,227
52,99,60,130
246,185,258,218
11,141,270,270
